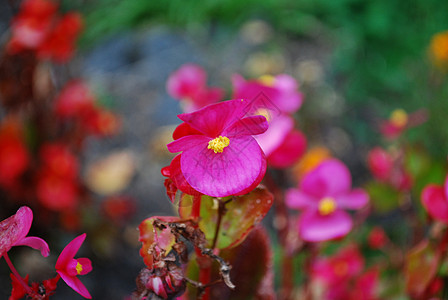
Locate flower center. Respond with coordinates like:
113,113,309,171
255,108,271,122
208,136,230,153
333,261,348,276
76,261,83,275
318,197,337,215
390,109,408,128
258,75,275,87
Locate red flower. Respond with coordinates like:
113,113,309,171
0,128,29,188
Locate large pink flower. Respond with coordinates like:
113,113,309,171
167,99,268,197
0,206,49,257
421,176,448,223
56,233,92,299
286,159,369,242
166,64,224,112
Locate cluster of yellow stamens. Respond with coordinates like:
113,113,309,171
390,109,408,128
76,262,83,275
208,136,230,153
318,197,337,216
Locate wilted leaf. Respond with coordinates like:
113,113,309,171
210,226,275,300
179,185,274,249
404,239,440,297
85,150,135,196
138,216,180,269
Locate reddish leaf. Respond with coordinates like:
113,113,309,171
138,216,180,268
404,239,440,297
210,226,275,300
179,185,273,249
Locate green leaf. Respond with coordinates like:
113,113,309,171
365,181,400,213
179,186,274,249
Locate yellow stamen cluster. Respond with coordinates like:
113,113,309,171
390,109,408,128
255,108,271,122
208,136,230,153
76,262,83,275
318,197,337,216
258,75,275,87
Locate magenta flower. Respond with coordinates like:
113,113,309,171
167,99,268,197
286,159,369,242
232,74,303,114
56,233,92,299
166,64,224,112
421,176,448,223
0,206,49,257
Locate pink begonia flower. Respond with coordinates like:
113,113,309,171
232,74,305,168
56,233,92,299
421,176,448,223
380,108,428,139
367,147,393,181
286,159,369,242
166,64,224,112
232,74,303,114
167,99,268,197
0,206,49,257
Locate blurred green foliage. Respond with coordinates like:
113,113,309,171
71,0,448,157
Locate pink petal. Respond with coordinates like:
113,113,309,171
172,122,202,140
13,206,33,242
267,129,307,168
255,114,294,155
300,159,352,199
56,233,86,270
0,206,33,255
180,136,265,197
421,184,448,223
234,150,267,196
167,135,209,153
58,270,92,299
77,257,92,275
166,154,201,195
223,115,268,137
444,175,448,199
285,188,315,209
335,188,369,210
14,236,49,257
298,210,353,242
273,74,303,113
178,99,248,137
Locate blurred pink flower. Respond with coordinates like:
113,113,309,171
0,206,49,257
56,233,92,299
380,109,428,140
166,64,224,112
367,227,388,249
286,159,369,242
313,245,379,300
54,80,96,118
267,128,307,169
232,74,303,114
367,147,393,181
167,99,268,197
40,143,79,179
312,245,364,285
421,176,448,223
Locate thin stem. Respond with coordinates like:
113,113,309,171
3,252,33,295
211,197,232,250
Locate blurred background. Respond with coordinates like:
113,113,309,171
1,0,448,299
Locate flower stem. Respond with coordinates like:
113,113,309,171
3,252,33,295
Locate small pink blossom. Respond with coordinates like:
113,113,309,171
286,159,369,242
421,176,448,223
0,206,49,257
232,74,303,114
55,233,92,299
167,99,268,197
166,64,224,112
